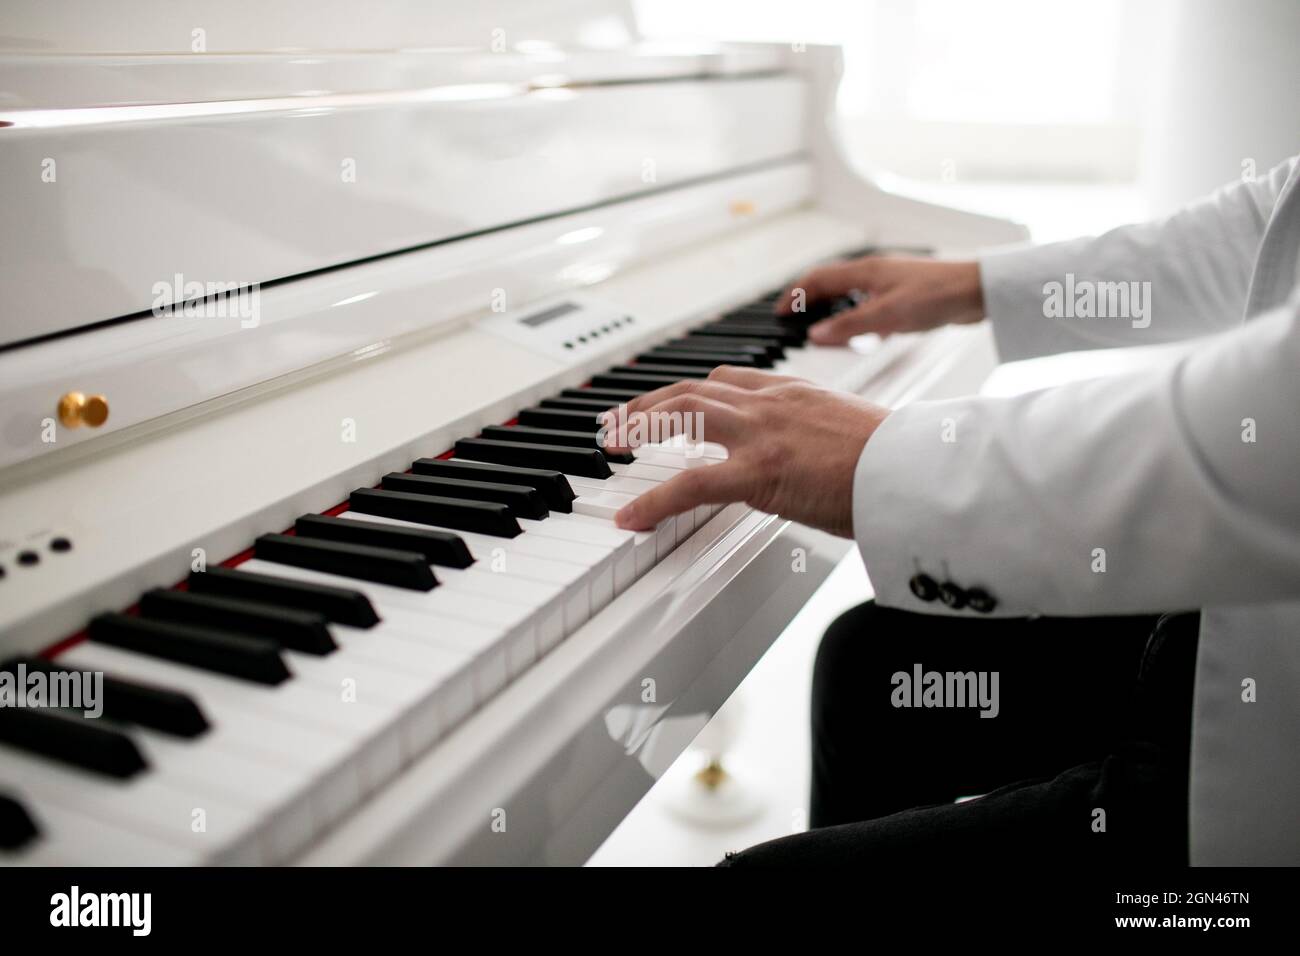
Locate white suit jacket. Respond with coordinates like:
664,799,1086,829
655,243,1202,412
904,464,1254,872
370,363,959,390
853,156,1300,865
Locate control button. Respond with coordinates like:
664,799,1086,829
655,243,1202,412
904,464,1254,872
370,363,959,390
938,582,968,610
908,574,938,602
50,537,72,553
967,588,997,614
17,551,39,567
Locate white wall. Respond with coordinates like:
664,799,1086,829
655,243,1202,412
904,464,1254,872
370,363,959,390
1140,0,1300,215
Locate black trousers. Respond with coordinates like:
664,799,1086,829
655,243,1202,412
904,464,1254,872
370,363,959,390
720,602,1199,866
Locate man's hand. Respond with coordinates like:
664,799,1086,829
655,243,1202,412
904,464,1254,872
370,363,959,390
600,366,890,538
777,256,985,345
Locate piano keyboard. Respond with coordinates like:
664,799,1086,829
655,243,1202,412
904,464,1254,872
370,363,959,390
0,276,873,866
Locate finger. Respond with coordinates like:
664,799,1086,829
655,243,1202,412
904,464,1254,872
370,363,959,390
614,461,751,530
598,394,746,453
776,260,875,315
808,294,906,345
598,381,750,449
707,364,806,390
612,378,750,420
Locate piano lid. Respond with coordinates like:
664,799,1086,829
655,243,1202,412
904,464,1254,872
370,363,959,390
0,0,798,350
0,0,641,57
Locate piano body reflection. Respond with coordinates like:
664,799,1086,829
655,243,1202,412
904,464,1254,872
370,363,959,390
0,1,1025,864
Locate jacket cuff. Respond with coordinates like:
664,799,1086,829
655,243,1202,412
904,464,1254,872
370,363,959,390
851,399,1019,618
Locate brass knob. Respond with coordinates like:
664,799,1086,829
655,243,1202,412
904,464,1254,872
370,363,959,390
57,391,109,429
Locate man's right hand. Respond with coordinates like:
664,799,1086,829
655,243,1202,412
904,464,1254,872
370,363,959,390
776,256,986,345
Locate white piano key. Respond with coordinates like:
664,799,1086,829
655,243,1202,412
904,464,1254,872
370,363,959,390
565,473,661,497
60,642,367,829
435,565,569,652
1,796,202,866
132,726,315,862
239,558,539,679
654,437,729,460
337,509,601,623
0,744,264,865
515,514,636,598
326,623,480,735
628,447,717,471
611,461,716,529
610,461,681,483
571,487,634,522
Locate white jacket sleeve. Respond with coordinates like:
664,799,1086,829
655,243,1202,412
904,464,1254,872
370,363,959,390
853,286,1300,617
980,157,1297,362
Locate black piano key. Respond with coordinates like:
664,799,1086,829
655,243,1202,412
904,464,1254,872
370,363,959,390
612,363,711,379
704,317,808,337
411,458,575,513
683,329,790,354
690,325,804,347
776,294,861,327
559,387,644,402
840,244,882,258
517,406,604,432
381,472,549,520
187,566,380,628
255,533,437,591
350,487,521,538
721,305,788,321
539,396,624,413
296,513,474,568
454,437,612,479
0,791,39,850
638,349,771,369
589,371,689,392
4,655,210,738
0,706,148,779
141,588,336,656
479,425,634,464
667,336,784,360
90,613,291,686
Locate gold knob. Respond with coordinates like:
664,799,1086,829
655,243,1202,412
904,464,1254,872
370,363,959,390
57,392,109,429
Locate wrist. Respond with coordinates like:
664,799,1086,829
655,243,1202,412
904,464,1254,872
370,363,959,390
947,261,985,322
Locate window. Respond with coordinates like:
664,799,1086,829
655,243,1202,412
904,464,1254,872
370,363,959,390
634,0,1169,182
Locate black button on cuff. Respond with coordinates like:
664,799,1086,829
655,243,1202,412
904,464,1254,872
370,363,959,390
908,574,938,602
967,588,997,614
938,582,968,610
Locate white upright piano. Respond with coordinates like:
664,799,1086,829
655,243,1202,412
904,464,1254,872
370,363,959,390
0,0,1026,865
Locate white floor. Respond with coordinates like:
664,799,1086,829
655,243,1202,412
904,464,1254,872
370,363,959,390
587,548,873,866
586,181,1149,867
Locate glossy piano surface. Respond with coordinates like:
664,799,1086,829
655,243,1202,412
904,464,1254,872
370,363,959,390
0,5,1025,866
